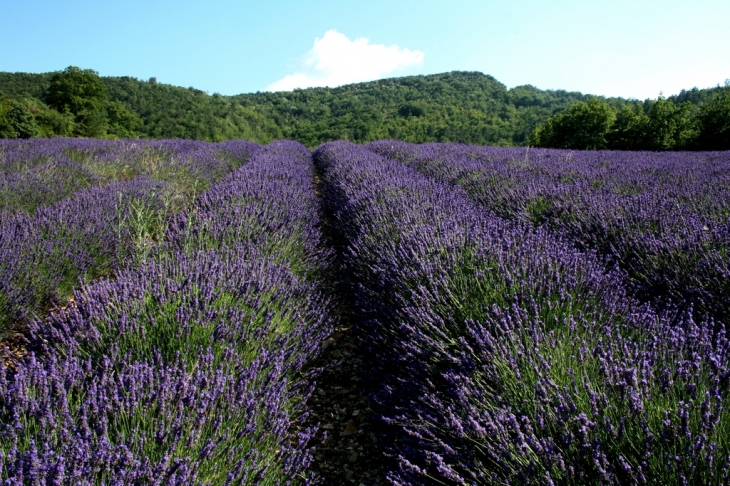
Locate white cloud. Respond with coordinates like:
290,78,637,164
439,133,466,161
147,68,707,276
267,30,424,92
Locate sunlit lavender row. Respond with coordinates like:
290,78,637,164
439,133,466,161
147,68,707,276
0,178,167,341
0,139,258,343
0,140,333,484
315,141,729,484
367,141,730,327
0,138,260,215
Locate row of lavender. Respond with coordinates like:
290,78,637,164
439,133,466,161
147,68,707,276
0,138,253,215
367,141,730,328
315,141,729,484
0,139,259,344
0,141,333,483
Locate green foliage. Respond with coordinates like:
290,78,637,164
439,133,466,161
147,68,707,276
694,93,730,150
398,102,426,118
0,95,51,139
234,72,614,147
0,72,52,99
606,105,651,150
7,103,38,138
0,93,18,138
98,71,620,146
533,95,720,151
103,75,282,142
45,66,110,137
46,66,108,116
644,97,695,150
105,100,140,138
670,81,730,105
530,98,616,150
33,104,75,136
0,68,728,150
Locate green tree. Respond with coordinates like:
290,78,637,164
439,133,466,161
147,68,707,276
46,66,108,137
693,94,730,150
530,98,616,150
46,66,108,115
0,91,75,138
644,97,694,150
33,106,75,137
3,69,725,147
398,103,426,118
0,96,42,139
0,92,16,138
607,105,651,150
0,121,14,138
106,100,140,138
6,102,39,138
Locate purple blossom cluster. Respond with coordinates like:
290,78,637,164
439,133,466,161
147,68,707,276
315,141,730,485
367,141,730,327
0,178,169,339
0,137,260,340
166,140,324,265
0,137,260,215
1,140,332,484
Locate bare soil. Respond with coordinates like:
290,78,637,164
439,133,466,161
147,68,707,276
303,325,387,485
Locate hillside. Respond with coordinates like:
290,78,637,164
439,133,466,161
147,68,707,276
0,69,642,146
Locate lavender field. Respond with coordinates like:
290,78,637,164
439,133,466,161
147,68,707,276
1,137,729,485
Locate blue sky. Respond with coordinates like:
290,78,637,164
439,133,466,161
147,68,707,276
1,0,728,99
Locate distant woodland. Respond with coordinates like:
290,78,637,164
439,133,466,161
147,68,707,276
0,67,728,150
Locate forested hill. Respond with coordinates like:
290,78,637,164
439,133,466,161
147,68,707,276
227,72,633,146
0,68,721,147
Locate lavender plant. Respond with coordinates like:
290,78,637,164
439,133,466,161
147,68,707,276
1,140,332,484
367,141,730,327
166,140,323,274
0,178,169,340
0,138,260,215
0,138,260,342
0,156,97,215
315,141,729,485
4,135,726,484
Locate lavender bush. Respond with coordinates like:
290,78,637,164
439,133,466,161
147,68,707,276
0,138,260,215
315,141,729,485
0,178,169,340
0,138,259,341
367,141,730,327
166,140,323,273
1,140,332,484
3,136,727,484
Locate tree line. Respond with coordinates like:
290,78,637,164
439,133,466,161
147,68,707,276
0,67,139,139
529,84,730,151
1,66,728,150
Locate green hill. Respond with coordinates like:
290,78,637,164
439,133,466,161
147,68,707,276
0,68,723,147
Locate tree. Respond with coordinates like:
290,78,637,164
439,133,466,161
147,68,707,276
0,92,74,138
46,66,108,115
6,103,39,138
32,104,75,137
0,92,16,138
644,98,694,150
46,66,108,137
106,100,140,138
398,103,426,118
694,94,730,150
530,99,616,150
606,105,651,150
0,95,39,139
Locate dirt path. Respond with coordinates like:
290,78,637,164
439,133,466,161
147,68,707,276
305,168,388,484
304,323,387,485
